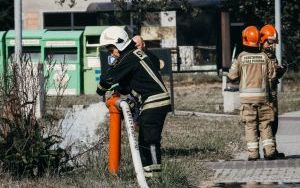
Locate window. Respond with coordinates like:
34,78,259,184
74,12,98,27
44,13,72,29
44,11,131,30
176,9,218,46
98,11,131,25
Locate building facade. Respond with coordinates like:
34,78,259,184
23,0,226,72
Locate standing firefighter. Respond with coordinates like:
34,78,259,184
96,26,171,177
260,24,287,158
228,26,277,160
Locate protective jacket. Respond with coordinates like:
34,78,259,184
97,42,171,113
264,51,287,82
263,50,286,138
228,49,277,104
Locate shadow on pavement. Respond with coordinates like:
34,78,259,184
285,155,300,159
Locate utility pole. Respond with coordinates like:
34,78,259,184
275,0,282,91
221,11,231,96
14,0,22,64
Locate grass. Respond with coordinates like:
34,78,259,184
46,72,300,114
0,115,243,187
163,115,243,161
172,72,300,114
2,72,299,187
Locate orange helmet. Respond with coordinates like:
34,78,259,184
242,26,260,47
260,24,278,44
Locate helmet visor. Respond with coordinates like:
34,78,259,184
266,39,278,44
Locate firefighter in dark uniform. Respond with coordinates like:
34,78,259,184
96,26,171,177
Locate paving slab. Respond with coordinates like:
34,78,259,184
206,111,300,184
207,159,300,183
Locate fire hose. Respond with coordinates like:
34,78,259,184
106,94,149,188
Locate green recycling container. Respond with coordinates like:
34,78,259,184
0,31,6,77
42,30,83,96
5,30,46,64
83,26,108,95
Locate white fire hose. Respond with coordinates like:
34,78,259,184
118,100,149,188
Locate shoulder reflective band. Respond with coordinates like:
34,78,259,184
133,49,148,60
139,60,167,92
133,49,167,93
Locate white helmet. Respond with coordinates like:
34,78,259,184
99,26,131,51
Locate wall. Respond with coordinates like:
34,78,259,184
23,0,110,29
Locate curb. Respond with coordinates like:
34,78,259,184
174,110,238,118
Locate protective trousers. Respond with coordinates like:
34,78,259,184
138,107,168,167
269,83,279,151
270,90,279,136
240,103,276,159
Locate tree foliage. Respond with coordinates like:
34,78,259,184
0,0,14,30
223,0,300,70
113,0,193,33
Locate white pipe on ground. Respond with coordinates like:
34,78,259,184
119,100,149,188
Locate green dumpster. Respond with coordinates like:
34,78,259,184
5,30,46,64
0,31,6,76
83,26,108,95
42,30,83,96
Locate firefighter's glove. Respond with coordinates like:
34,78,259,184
125,96,137,110
271,79,279,88
276,64,287,79
125,95,141,122
96,85,108,96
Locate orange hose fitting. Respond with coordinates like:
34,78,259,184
106,93,121,175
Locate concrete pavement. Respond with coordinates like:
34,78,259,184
206,111,300,185
277,111,300,158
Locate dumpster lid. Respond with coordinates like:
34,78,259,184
6,29,46,39
43,30,83,40
0,31,6,41
84,26,109,36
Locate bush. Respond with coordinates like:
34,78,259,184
0,57,70,178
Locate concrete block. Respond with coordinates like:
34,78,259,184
223,91,240,113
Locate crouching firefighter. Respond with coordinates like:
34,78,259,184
227,26,277,160
96,26,171,177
